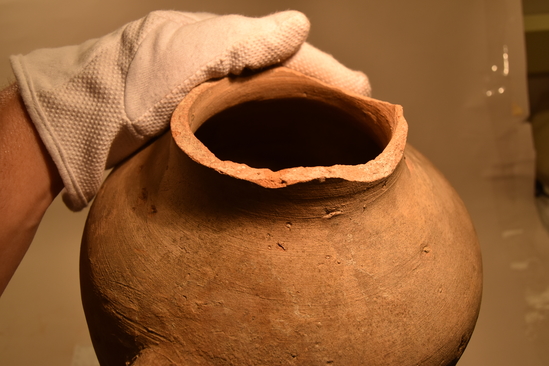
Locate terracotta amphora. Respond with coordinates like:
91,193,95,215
80,67,482,365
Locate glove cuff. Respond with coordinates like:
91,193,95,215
11,54,89,210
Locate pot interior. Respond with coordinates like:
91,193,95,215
195,97,384,171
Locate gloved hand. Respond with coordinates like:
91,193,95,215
10,10,370,211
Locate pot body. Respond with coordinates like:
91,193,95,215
81,68,482,365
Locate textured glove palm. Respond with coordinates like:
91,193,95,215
11,10,370,211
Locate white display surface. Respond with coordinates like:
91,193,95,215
1,1,548,365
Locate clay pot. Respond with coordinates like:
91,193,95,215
81,67,482,365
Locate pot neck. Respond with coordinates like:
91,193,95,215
170,67,408,211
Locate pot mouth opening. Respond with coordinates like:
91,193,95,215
195,97,383,171
171,67,407,188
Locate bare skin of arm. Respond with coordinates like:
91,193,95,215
0,83,63,296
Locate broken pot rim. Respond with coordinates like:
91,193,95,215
170,67,408,189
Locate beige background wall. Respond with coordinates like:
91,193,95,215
1,0,548,365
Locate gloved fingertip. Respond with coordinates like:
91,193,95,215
266,10,310,49
269,10,310,30
233,10,310,71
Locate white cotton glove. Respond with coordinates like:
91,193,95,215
10,10,370,211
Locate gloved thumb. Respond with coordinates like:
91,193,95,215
284,42,372,97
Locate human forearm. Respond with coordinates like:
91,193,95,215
0,83,63,296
